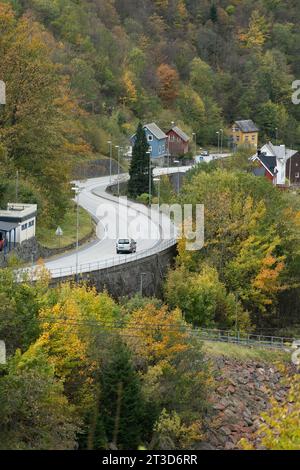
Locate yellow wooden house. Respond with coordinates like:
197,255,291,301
230,120,259,148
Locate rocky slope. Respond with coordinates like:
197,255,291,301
204,355,295,450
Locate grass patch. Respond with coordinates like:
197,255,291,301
204,341,290,363
37,204,94,249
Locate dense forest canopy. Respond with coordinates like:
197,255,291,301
2,0,300,154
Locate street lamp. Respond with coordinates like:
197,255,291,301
140,272,148,296
107,140,112,183
153,177,161,207
192,132,197,157
147,151,152,205
174,159,180,195
220,129,224,155
115,145,120,196
71,185,81,282
216,131,220,154
275,127,278,145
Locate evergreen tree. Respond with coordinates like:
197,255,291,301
95,339,144,450
209,3,218,23
128,123,152,198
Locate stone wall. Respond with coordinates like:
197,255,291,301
49,243,177,299
203,356,295,450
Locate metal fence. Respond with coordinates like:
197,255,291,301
23,238,177,280
194,327,294,350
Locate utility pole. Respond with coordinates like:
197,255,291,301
107,140,112,184
140,272,148,296
147,151,152,205
154,177,161,206
16,170,19,202
174,160,180,195
220,129,224,155
115,145,120,196
72,185,81,283
192,132,197,157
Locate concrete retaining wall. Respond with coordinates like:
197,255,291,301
49,243,177,299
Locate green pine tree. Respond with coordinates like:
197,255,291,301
128,123,152,198
209,3,218,23
95,339,144,450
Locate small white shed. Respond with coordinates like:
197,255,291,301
0,203,37,252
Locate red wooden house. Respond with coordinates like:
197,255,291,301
251,142,300,186
166,126,190,157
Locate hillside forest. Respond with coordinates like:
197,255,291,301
1,0,300,227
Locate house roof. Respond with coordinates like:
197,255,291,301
235,120,259,133
144,122,167,140
259,155,277,176
251,142,298,164
167,126,190,142
0,203,37,223
265,142,298,160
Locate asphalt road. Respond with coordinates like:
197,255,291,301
40,172,178,279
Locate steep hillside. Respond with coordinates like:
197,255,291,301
5,0,300,153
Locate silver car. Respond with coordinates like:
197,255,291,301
116,238,137,254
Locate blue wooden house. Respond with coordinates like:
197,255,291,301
130,123,168,163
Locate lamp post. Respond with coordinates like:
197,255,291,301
72,185,81,282
174,159,180,195
16,170,19,202
147,151,152,205
107,140,112,183
220,129,224,155
140,272,148,296
115,145,120,196
153,177,161,206
168,121,175,169
275,127,278,145
192,132,197,157
216,131,220,154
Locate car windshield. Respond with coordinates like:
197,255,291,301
118,239,130,244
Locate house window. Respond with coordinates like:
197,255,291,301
252,135,255,141
149,146,152,153
28,220,35,227
21,223,27,231
148,135,153,142
158,146,161,154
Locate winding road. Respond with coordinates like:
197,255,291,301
37,168,191,279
